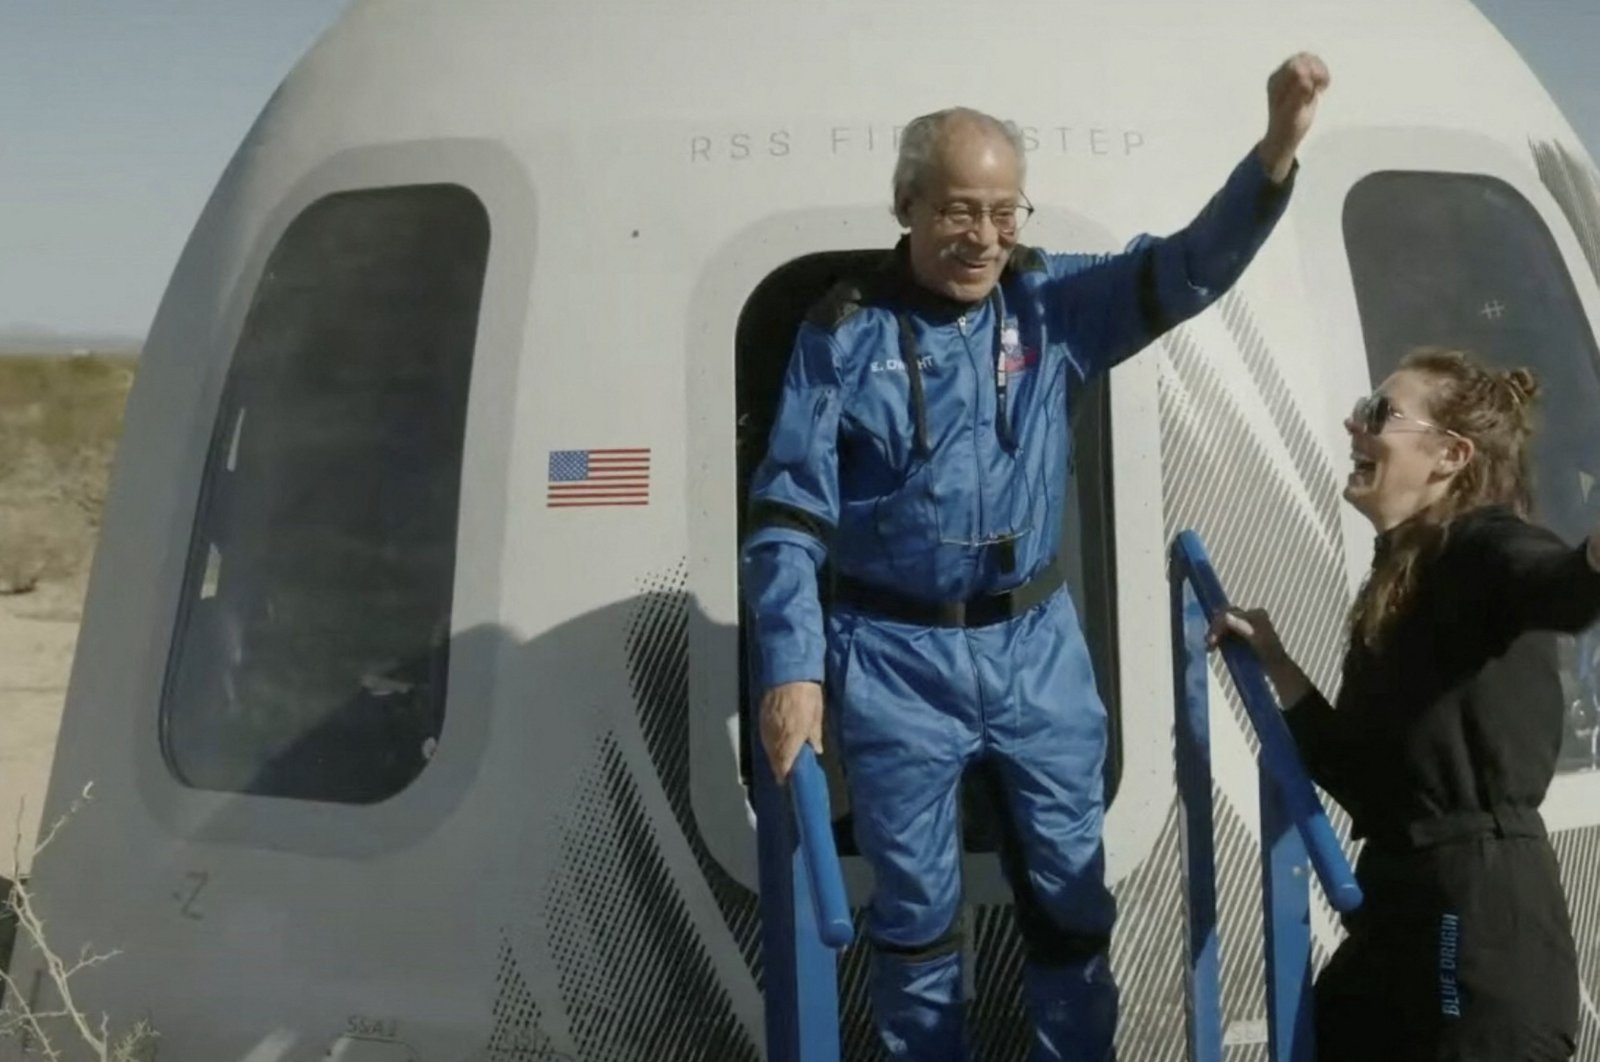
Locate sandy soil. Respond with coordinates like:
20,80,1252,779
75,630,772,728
0,578,83,881
0,354,133,882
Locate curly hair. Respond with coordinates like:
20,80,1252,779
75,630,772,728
1349,347,1540,647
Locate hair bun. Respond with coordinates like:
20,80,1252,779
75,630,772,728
1503,367,1540,406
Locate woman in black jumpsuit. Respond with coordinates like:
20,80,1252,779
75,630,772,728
1213,348,1600,1060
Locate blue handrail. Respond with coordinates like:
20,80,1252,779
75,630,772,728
750,633,850,1062
790,745,854,948
1172,531,1362,914
1169,529,1363,1062
755,528,1363,1062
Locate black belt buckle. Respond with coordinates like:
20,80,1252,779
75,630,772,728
967,590,1009,627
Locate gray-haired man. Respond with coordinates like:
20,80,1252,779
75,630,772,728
743,54,1329,1060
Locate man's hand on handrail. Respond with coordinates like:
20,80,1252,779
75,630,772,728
760,680,825,783
1207,606,1315,708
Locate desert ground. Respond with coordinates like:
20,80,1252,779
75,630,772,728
0,353,135,881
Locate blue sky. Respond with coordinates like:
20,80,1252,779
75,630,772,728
0,1,350,342
0,1,1597,341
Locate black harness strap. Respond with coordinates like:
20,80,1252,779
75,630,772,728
895,286,1014,458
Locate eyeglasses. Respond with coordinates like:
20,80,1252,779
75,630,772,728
1350,392,1466,440
931,197,1035,236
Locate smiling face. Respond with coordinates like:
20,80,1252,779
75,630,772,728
1344,369,1475,531
898,120,1023,304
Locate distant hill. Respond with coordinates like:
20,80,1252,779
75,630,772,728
0,326,142,357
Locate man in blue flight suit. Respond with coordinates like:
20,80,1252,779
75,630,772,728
743,53,1330,1060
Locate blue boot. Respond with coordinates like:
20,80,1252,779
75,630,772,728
868,947,970,1061
1023,952,1119,1062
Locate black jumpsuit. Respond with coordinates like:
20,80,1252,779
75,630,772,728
1284,505,1600,1060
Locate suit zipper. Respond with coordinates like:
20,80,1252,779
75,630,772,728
957,312,986,539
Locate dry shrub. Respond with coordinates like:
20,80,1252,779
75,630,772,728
0,786,158,1061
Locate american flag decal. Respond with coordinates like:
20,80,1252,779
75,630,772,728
547,448,651,508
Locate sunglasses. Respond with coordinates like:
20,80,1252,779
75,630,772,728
1350,392,1466,440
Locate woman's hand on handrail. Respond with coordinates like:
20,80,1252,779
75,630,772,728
1207,606,1314,708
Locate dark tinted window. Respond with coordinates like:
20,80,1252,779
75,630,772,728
1343,171,1600,771
161,184,489,802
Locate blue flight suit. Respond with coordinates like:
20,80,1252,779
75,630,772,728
742,150,1294,1060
